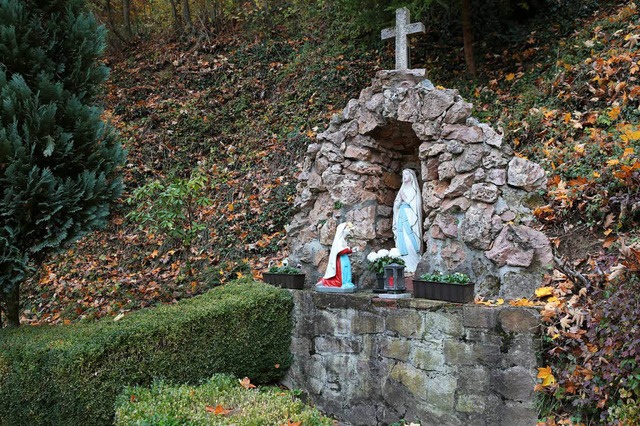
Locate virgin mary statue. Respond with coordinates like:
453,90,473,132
317,222,357,289
393,169,422,273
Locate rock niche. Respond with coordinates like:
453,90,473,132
287,70,552,298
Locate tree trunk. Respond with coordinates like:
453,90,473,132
105,0,127,43
122,0,133,39
181,0,193,33
461,0,477,76
5,283,20,328
169,0,182,33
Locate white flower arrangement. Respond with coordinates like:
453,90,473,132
366,248,405,275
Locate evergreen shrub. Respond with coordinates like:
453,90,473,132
0,0,125,325
0,281,293,426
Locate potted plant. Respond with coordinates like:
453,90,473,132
262,260,305,290
413,272,474,303
366,248,405,293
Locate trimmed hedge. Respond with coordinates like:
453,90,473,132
115,374,332,425
0,280,293,426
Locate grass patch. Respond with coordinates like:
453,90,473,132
115,374,332,426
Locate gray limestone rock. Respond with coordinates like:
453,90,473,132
461,203,497,250
487,168,507,186
442,124,484,143
438,161,457,180
444,98,473,124
421,89,455,120
470,183,499,203
454,144,486,173
444,172,475,198
507,157,547,191
485,224,553,268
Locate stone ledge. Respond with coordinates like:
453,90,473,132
284,289,540,426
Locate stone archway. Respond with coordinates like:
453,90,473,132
287,70,552,298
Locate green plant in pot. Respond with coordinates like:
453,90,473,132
366,248,405,293
262,259,305,289
413,271,474,303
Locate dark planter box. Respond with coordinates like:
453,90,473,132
413,280,475,303
262,273,305,290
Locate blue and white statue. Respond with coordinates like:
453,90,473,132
393,169,422,273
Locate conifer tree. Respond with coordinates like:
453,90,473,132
0,0,125,327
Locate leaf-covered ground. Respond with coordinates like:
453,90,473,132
19,1,640,424
21,35,379,324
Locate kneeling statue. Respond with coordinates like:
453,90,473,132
316,222,357,290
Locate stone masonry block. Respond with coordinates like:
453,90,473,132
500,401,537,426
464,328,502,346
463,305,497,329
290,336,312,356
456,394,487,413
390,362,428,400
380,337,411,362
423,311,464,338
315,335,362,354
499,308,540,334
425,374,458,411
443,340,474,366
458,366,490,392
444,340,500,366
351,312,385,334
492,366,535,402
505,334,538,368
386,310,422,338
412,344,446,372
315,308,355,335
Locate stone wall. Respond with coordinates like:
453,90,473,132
282,291,540,426
287,69,553,298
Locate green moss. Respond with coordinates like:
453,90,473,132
0,281,293,426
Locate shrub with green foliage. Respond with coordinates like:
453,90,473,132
115,373,332,426
419,272,471,284
0,281,293,426
126,169,213,256
268,265,303,274
0,0,125,326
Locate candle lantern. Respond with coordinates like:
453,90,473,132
383,263,406,293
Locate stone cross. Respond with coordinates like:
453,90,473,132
381,7,425,70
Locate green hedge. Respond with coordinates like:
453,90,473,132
115,374,332,425
0,280,293,426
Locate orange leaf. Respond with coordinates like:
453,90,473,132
239,377,256,389
509,298,537,307
608,106,621,120
280,421,302,426
606,159,619,166
623,147,635,158
535,287,554,298
206,404,232,416
537,366,556,386
603,235,617,249
621,128,640,142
